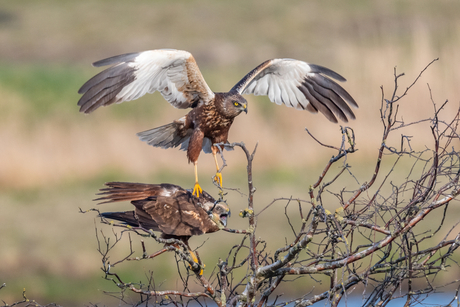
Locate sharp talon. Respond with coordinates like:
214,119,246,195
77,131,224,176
192,183,203,197
214,172,223,187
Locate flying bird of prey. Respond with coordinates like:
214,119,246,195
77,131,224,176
96,181,230,267
78,49,358,196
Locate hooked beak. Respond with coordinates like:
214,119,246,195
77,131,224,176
220,207,230,227
220,213,228,227
242,104,248,114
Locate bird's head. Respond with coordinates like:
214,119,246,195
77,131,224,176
220,92,247,118
203,201,230,228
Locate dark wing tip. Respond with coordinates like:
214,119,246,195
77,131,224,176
307,73,358,118
77,63,137,114
77,85,86,95
99,211,138,227
330,115,340,123
92,52,141,67
309,64,347,82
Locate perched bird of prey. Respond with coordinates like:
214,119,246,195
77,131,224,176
96,181,230,266
78,49,358,196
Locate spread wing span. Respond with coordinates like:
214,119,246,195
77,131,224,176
231,59,358,123
78,49,215,113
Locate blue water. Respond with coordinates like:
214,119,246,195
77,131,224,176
307,293,458,306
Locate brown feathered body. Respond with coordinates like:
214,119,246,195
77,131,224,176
183,92,245,163
97,182,230,245
137,92,246,164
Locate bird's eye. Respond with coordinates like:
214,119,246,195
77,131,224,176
233,102,240,107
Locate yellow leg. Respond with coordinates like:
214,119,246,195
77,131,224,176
189,249,204,275
189,249,199,263
192,161,202,197
212,151,223,187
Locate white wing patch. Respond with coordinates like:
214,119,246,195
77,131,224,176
159,186,178,197
243,59,311,110
118,50,194,108
235,58,357,122
78,49,215,113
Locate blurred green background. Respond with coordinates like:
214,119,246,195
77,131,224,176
1,0,460,305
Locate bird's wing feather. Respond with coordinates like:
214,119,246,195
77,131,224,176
95,182,182,204
100,210,160,231
143,193,212,236
231,59,358,123
96,182,223,237
78,49,215,113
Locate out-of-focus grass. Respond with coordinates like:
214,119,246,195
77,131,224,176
0,65,81,119
1,0,460,305
0,63,172,123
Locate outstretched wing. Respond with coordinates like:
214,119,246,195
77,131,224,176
230,59,358,123
78,49,215,113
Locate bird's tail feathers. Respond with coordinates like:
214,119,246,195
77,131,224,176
137,117,192,150
100,211,138,226
100,210,160,231
136,117,233,154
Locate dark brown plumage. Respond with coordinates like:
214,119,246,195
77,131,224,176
78,49,358,196
96,182,230,246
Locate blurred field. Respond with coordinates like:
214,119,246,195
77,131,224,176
1,0,460,305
